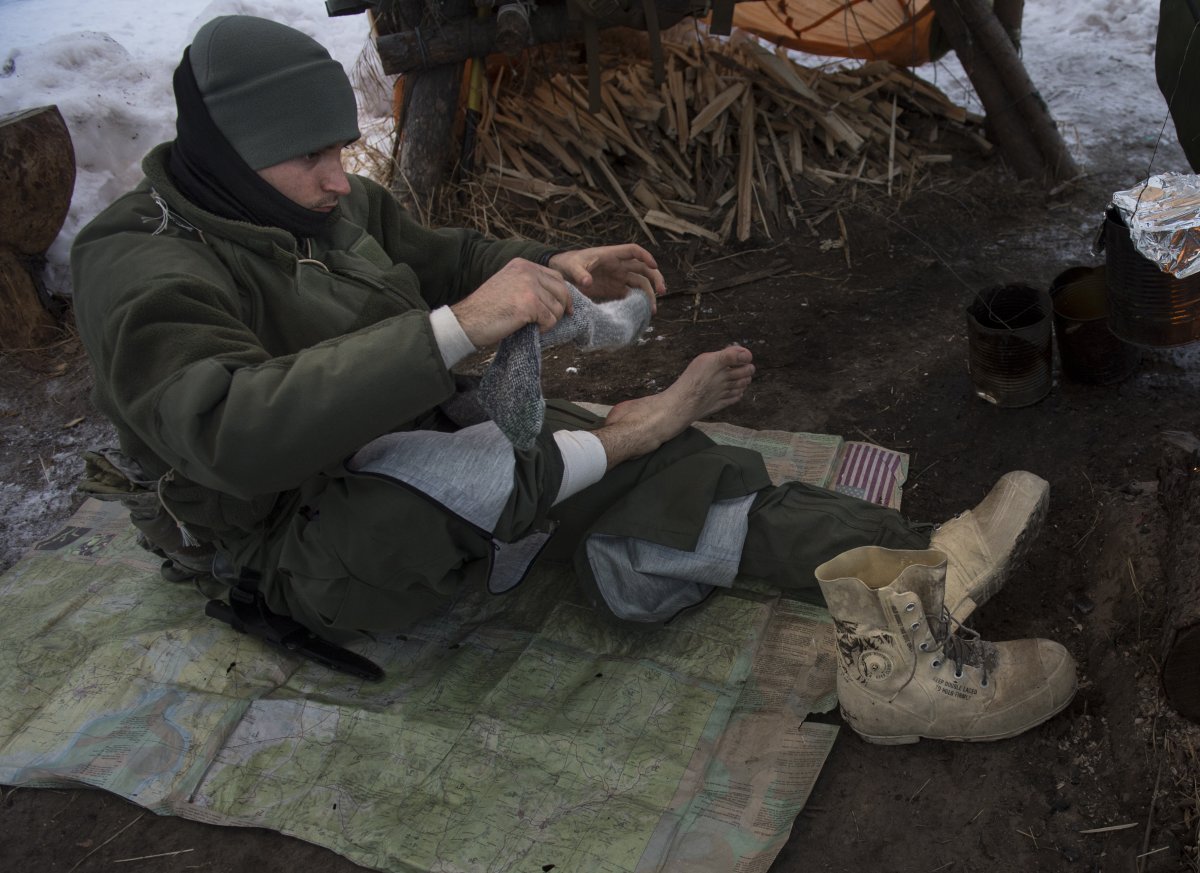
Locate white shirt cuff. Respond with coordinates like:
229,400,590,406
552,430,607,504
430,306,476,369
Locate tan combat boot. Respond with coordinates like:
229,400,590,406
815,546,1076,745
932,471,1050,623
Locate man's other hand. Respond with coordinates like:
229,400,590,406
451,258,574,348
548,245,666,313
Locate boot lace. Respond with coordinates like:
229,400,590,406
932,607,991,688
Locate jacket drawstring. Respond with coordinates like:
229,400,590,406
297,238,329,271
157,469,201,548
146,189,206,243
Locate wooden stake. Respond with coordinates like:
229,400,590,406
736,91,755,242
888,94,898,197
929,0,1078,182
670,64,688,154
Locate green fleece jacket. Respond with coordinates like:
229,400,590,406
72,142,552,553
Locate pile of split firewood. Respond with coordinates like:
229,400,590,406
452,32,988,245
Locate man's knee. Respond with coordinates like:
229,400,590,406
266,475,492,639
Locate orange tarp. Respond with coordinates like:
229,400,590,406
732,0,937,66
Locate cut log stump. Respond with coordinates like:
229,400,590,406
0,105,76,255
0,247,60,350
1158,431,1200,723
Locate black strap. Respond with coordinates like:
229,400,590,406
207,559,384,681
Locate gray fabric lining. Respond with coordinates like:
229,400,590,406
489,530,554,594
347,421,516,533
585,493,755,622
347,423,556,595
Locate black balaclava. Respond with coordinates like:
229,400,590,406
167,15,361,239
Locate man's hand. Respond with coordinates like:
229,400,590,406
450,258,574,348
547,245,666,313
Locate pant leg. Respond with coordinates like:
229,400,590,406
256,401,601,639
534,400,735,560
538,401,929,615
260,399,928,636
263,473,497,641
739,482,930,593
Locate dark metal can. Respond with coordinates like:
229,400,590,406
1050,266,1139,384
1104,208,1200,347
966,284,1053,407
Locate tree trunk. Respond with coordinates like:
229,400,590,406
393,65,465,203
929,0,1078,184
384,0,473,205
993,0,1024,48
1158,431,1200,724
0,105,76,255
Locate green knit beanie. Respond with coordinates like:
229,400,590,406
189,15,360,170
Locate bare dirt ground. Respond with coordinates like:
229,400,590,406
4,140,1200,873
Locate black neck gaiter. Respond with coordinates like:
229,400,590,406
167,47,339,240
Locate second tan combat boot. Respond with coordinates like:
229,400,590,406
815,546,1076,745
931,471,1050,623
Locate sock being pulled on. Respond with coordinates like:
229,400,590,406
479,284,653,449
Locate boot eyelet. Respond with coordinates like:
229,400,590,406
954,669,964,679
931,659,941,669
904,603,916,612
980,677,989,688
919,642,928,652
910,621,920,630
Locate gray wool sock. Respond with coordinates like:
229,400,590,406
480,285,653,450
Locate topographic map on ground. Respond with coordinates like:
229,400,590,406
0,426,906,873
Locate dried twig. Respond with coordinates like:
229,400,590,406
909,776,932,802
1079,822,1139,834
836,210,852,269
67,812,144,873
1128,557,1146,640
1071,509,1100,552
1137,759,1165,873
907,457,942,489
674,263,790,298
114,848,195,863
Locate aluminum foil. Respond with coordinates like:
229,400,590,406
1111,173,1200,278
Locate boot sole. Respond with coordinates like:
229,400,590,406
846,679,1076,745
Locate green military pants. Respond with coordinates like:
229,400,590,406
260,401,929,641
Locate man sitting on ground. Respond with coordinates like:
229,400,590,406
71,14,1076,745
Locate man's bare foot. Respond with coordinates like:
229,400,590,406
597,346,755,468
